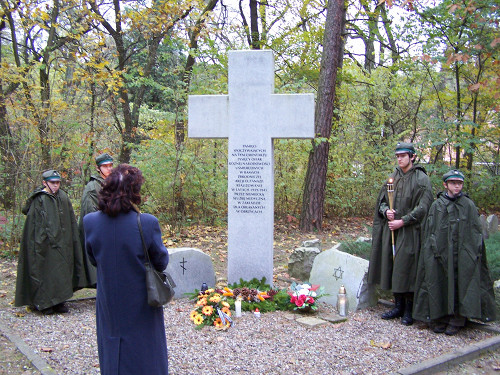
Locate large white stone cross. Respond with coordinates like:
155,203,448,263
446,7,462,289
188,50,314,286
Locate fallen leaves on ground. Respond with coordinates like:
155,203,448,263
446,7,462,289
160,217,372,281
370,340,392,349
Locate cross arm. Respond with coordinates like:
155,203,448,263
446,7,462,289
188,95,230,139
269,94,315,139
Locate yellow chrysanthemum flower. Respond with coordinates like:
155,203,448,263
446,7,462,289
213,318,223,328
190,310,198,321
193,314,204,325
209,295,221,303
207,288,215,294
196,298,207,306
202,305,214,316
221,301,230,308
221,306,231,316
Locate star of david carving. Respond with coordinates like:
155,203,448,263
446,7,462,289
333,266,344,280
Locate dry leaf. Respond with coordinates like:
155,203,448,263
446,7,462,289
469,83,481,92
370,340,392,349
40,347,54,353
353,316,366,322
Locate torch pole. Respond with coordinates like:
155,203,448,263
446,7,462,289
387,179,396,259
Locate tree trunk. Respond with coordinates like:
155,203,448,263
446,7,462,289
361,2,377,72
0,21,18,209
466,58,483,174
89,1,191,163
172,0,218,224
465,89,478,192
300,0,347,232
83,81,97,184
0,99,17,209
249,0,260,49
175,0,219,149
39,67,52,168
454,59,461,168
379,4,399,65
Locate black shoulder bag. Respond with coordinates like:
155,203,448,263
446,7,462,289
137,213,176,307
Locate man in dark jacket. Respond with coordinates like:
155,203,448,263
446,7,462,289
78,153,114,287
413,169,496,335
15,170,87,314
368,142,433,325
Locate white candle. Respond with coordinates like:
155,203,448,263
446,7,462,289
235,298,242,317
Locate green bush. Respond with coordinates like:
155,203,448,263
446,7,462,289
339,240,372,260
0,210,25,258
485,231,500,282
132,138,228,227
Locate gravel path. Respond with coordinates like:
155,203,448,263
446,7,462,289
1,294,498,375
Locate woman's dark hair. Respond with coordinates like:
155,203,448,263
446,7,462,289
98,164,145,217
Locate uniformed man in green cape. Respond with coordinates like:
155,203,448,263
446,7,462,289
368,142,433,326
78,153,114,287
15,170,88,314
413,169,496,335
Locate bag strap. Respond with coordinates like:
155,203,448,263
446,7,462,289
137,212,151,265
137,212,176,289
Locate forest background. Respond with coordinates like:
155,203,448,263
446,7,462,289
0,0,498,252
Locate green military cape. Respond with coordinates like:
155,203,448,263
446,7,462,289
367,164,433,293
15,188,88,310
77,175,104,287
413,192,496,323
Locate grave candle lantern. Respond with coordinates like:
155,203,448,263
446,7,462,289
235,296,242,317
337,285,349,317
200,282,208,293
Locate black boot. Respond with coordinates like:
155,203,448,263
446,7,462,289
381,294,404,320
401,298,414,326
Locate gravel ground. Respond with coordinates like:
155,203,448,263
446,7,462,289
1,294,498,375
2,217,499,374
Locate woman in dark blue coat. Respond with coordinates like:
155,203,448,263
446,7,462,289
84,164,169,374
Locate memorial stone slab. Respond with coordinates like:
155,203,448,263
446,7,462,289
479,215,488,239
188,50,315,285
487,214,498,236
296,316,328,327
302,239,321,249
319,313,348,324
165,248,216,299
309,243,376,311
288,246,320,281
494,280,500,319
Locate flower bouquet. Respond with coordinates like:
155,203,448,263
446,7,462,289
288,282,326,312
189,288,233,330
